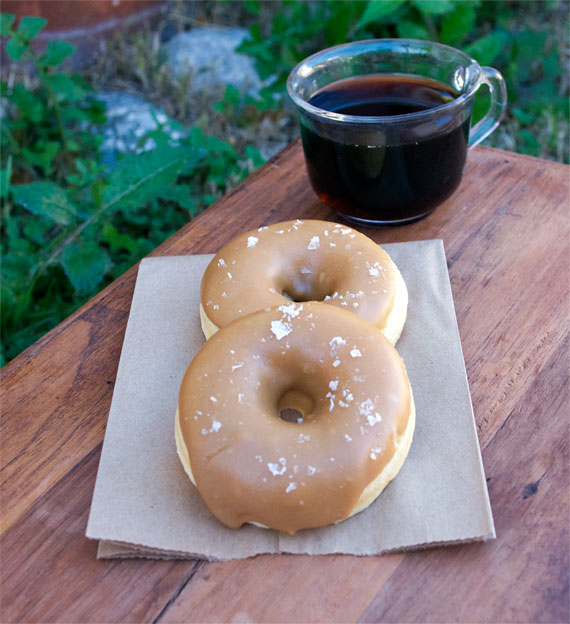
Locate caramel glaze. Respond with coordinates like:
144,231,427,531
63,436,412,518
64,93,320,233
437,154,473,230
178,302,412,534
201,219,398,334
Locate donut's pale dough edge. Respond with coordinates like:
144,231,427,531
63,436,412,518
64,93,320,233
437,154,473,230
200,257,408,345
200,303,218,340
382,261,408,346
174,384,415,531
345,387,415,519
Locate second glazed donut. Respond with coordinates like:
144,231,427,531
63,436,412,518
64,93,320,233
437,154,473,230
200,220,407,344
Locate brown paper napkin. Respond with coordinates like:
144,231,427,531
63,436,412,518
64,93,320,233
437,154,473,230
86,239,495,560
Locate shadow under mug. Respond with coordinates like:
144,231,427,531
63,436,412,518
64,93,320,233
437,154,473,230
287,39,507,226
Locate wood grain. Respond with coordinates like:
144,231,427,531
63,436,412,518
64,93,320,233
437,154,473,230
0,445,201,623
160,554,405,624
358,336,569,623
1,143,568,623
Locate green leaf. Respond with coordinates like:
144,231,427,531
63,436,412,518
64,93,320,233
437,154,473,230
40,40,76,67
5,37,26,61
103,146,202,213
512,107,534,125
244,0,260,15
396,20,430,40
60,243,110,295
280,41,298,68
40,141,60,174
202,194,217,206
245,145,265,169
83,98,107,125
1,253,34,289
0,13,15,36
2,214,21,246
510,30,548,84
440,3,476,45
12,182,77,226
189,126,207,147
465,31,507,66
101,224,138,254
23,219,50,245
520,129,540,154
45,74,86,102
411,0,453,15
17,16,47,40
205,135,237,156
91,180,104,207
272,12,289,35
21,141,60,176
158,185,198,214
10,83,43,120
355,0,406,30
0,155,12,199
471,87,490,125
244,23,263,44
325,3,352,45
224,84,241,108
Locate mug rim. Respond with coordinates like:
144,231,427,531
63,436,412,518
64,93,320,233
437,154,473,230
286,38,482,125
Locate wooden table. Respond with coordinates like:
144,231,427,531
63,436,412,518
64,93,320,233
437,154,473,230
1,143,568,623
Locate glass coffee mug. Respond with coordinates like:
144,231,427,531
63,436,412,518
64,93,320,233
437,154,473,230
287,39,507,225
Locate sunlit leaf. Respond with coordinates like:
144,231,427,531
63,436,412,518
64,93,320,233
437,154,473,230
12,182,77,226
103,147,202,213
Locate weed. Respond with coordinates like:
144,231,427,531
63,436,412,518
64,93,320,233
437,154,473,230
1,1,568,364
0,15,262,364
237,0,568,161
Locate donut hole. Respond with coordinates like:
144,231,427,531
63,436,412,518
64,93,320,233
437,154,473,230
281,289,322,303
279,408,304,423
281,275,335,303
277,389,315,424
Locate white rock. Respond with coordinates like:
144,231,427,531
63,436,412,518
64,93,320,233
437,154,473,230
167,27,262,95
96,92,183,163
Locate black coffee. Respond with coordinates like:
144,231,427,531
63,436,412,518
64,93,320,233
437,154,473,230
302,74,470,224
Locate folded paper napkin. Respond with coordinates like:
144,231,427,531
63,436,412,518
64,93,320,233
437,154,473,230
86,239,495,560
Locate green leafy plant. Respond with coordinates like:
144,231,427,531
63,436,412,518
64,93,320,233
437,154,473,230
1,15,264,364
1,2,567,365
238,0,568,160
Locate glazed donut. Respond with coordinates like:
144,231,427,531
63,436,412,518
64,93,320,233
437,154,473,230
200,220,408,345
176,301,415,534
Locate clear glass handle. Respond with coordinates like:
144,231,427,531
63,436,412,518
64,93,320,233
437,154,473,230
469,66,508,148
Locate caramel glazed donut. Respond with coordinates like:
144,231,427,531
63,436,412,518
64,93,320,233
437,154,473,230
176,302,415,534
200,220,408,345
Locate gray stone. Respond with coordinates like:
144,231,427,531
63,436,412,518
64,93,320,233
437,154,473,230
258,140,288,162
167,27,261,95
96,92,184,163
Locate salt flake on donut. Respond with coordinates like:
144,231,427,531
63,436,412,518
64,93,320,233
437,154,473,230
200,220,408,345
